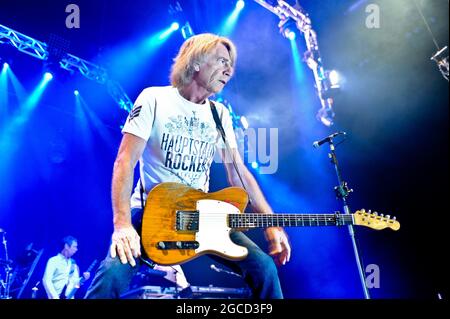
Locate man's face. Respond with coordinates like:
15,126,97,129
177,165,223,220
196,43,233,94
66,241,78,257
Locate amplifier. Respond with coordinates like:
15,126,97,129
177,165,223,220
120,285,251,299
120,285,175,299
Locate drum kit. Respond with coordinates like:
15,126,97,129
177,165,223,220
0,228,43,299
0,227,12,299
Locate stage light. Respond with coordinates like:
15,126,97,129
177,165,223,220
157,22,181,41
328,70,340,88
236,0,245,10
430,46,449,81
279,18,298,41
3,62,8,70
251,161,259,169
74,90,79,96
44,72,53,81
287,31,296,41
321,70,341,99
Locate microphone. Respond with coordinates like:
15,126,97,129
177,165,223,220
313,131,346,148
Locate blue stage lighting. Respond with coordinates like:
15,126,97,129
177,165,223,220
251,161,259,169
157,22,181,41
279,18,298,41
44,72,53,81
74,90,79,96
236,0,245,10
219,0,245,36
328,70,340,87
2,63,8,70
288,31,296,41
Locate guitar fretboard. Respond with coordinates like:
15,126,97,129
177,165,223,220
228,213,353,228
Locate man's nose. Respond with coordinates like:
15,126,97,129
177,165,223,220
223,66,233,77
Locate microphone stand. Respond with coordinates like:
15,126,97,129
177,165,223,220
1,232,12,299
326,139,370,299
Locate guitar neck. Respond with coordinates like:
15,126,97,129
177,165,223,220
228,213,354,228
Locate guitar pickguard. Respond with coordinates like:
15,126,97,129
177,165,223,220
195,199,248,259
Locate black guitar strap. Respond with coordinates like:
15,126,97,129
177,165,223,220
139,178,145,210
209,100,252,205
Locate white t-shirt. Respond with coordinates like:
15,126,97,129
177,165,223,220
122,86,237,209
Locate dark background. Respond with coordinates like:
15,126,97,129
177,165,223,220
0,0,448,299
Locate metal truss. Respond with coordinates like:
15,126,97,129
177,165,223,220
0,24,48,60
0,23,133,112
253,0,336,126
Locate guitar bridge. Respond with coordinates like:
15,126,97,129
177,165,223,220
176,210,199,231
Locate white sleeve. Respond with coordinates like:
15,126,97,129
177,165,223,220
42,258,59,299
215,102,238,149
121,88,156,141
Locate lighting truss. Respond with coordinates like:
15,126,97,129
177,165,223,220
253,0,336,126
0,24,47,60
0,23,133,112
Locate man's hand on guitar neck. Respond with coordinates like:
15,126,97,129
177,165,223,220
110,225,141,267
264,227,291,266
82,271,90,281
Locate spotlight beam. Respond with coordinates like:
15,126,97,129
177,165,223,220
253,0,336,126
219,1,245,36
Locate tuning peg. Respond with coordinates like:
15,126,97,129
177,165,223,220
380,214,384,217
393,216,396,220
368,210,372,213
374,211,378,215
386,215,391,219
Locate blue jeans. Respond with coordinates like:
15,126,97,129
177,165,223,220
84,208,283,299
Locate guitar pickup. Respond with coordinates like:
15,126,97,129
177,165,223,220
156,241,199,250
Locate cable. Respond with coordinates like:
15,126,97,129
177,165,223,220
413,0,440,50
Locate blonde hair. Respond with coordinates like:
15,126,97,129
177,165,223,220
170,33,237,88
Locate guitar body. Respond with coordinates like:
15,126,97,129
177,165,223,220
141,182,249,265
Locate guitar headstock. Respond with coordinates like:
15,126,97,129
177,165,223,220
353,209,400,231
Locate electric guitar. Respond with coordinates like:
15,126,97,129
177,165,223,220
141,183,400,266
64,259,98,299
